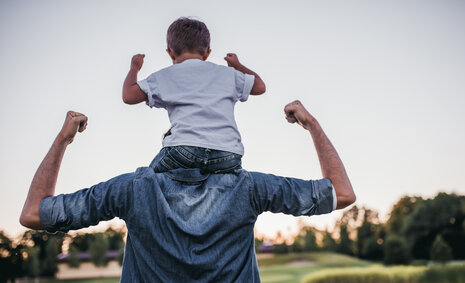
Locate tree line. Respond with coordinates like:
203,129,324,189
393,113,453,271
256,192,465,265
0,227,125,283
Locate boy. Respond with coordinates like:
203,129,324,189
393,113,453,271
122,17,266,173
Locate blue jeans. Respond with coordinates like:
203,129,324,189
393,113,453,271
150,146,242,174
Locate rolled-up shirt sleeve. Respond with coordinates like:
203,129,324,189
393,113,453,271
137,74,165,108
233,69,254,102
39,171,136,233
248,172,335,216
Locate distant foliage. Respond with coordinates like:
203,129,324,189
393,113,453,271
23,246,40,278
430,235,453,263
303,264,465,283
321,231,337,252
42,236,59,275
67,245,80,268
360,238,383,261
383,236,410,265
88,233,109,267
337,225,354,255
293,228,318,253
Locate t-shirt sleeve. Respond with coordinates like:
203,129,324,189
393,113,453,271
39,171,136,233
233,69,255,102
248,172,335,216
137,73,165,108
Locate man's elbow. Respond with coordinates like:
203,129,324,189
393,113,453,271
19,211,42,230
337,193,356,209
19,213,32,229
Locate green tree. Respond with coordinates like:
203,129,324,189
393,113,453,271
384,236,409,265
0,231,15,283
67,245,80,268
106,228,125,251
361,238,383,261
41,236,59,276
357,221,374,257
386,196,423,235
402,193,465,260
337,224,354,255
21,230,65,277
23,246,40,280
254,237,263,254
293,228,318,252
321,230,337,252
273,243,289,254
430,235,453,263
70,233,95,252
117,246,125,266
88,233,109,267
302,229,318,252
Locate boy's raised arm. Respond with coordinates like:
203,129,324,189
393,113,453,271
122,54,148,104
224,53,266,95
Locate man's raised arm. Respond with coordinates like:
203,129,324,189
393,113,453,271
20,111,88,229
284,100,356,209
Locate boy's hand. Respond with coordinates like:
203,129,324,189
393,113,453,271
224,53,241,68
131,54,145,71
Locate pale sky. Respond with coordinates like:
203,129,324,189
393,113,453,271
1,0,464,240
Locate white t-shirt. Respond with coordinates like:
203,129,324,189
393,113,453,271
137,59,255,155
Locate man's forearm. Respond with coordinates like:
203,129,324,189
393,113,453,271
20,111,87,229
306,120,355,209
20,136,68,229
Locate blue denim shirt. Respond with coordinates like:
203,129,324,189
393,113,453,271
39,168,335,282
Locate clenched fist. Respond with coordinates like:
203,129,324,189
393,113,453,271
131,54,145,71
224,53,241,68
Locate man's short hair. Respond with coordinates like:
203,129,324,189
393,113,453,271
167,17,210,56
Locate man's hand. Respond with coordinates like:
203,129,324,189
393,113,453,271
131,54,145,71
284,100,316,130
58,111,88,144
224,53,240,68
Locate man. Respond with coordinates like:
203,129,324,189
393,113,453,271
20,100,355,282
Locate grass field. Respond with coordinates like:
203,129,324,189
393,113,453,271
259,252,372,283
18,253,465,283
18,252,371,283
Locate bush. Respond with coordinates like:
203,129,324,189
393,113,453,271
430,235,453,263
67,245,80,268
303,263,465,283
303,265,426,283
361,238,383,261
88,233,109,267
383,236,410,265
422,264,465,283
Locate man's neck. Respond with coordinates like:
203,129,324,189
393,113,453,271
174,52,204,64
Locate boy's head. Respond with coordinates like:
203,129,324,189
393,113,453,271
167,17,210,57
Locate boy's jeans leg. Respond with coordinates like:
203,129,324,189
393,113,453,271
151,146,242,173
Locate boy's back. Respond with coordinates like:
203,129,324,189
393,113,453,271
138,58,254,155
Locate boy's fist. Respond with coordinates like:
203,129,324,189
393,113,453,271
224,53,241,67
131,54,145,71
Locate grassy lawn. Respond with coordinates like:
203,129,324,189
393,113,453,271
19,252,370,283
19,253,465,283
259,252,372,283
